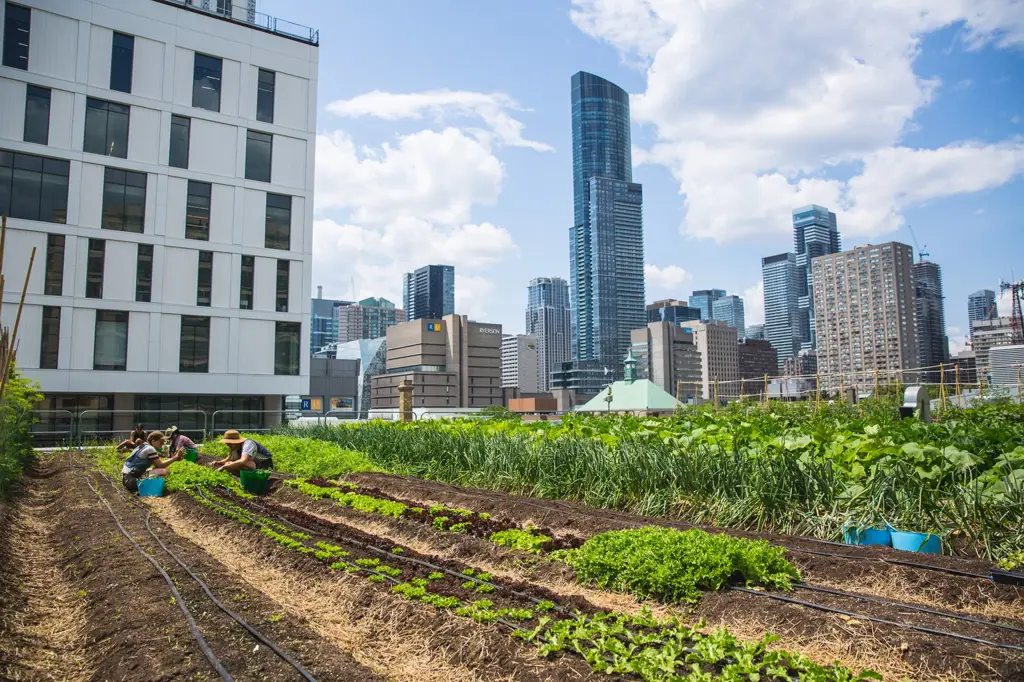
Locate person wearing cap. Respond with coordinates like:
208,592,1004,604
122,431,182,494
164,426,198,459
211,430,274,472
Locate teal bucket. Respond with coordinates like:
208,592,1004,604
843,525,891,547
138,477,166,497
890,529,941,554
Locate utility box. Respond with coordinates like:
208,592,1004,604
900,386,930,422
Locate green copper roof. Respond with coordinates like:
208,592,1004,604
577,377,682,413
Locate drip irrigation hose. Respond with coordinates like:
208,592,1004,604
194,487,544,628
389,477,995,580
77,474,235,682
794,583,1024,634
234,491,572,616
142,514,320,682
728,587,1024,652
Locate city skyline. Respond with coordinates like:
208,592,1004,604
265,0,1020,350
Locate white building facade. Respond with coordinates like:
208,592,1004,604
501,333,539,393
0,0,318,435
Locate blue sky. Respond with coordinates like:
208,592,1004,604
265,0,1023,350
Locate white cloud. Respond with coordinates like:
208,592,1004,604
644,263,690,292
571,0,1024,244
326,90,553,152
743,281,765,327
455,274,497,320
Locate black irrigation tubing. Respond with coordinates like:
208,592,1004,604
728,587,1024,652
793,583,1024,634
388,476,995,580
207,487,568,618
193,488,529,633
76,474,235,682
82,467,322,682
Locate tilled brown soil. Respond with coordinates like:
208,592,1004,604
343,471,1024,680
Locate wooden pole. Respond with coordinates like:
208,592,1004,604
955,364,961,399
0,244,35,399
939,364,947,412
763,374,769,406
1017,364,1022,405
815,373,821,410
713,376,719,410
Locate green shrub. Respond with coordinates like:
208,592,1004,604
564,527,800,604
0,370,40,497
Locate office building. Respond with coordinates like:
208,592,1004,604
745,324,765,341
968,289,996,335
647,299,701,326
694,321,739,401
402,264,454,321
811,242,919,391
370,315,502,409
337,297,406,343
501,334,539,393
569,71,645,370
762,253,801,368
629,322,701,401
712,295,745,339
971,317,1015,384
738,339,778,395
989,345,1024,387
311,287,352,353
551,359,611,398
525,276,570,391
1,0,319,438
329,337,387,414
792,205,841,350
950,349,977,386
783,349,818,377
688,289,726,322
914,261,948,382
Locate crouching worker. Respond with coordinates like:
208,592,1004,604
117,423,147,452
164,425,197,458
211,430,274,473
122,431,182,494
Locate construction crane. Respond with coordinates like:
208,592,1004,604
906,224,929,263
1000,280,1024,344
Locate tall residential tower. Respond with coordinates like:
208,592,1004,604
569,71,645,372
914,261,948,382
761,253,800,369
792,205,840,350
403,264,454,321
525,276,571,392
968,289,996,335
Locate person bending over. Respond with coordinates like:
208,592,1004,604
164,425,198,458
117,423,147,452
211,429,274,473
122,431,181,494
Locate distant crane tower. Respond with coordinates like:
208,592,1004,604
906,224,929,263
1000,280,1024,344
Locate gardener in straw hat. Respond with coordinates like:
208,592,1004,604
210,429,274,473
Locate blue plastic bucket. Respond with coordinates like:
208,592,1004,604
890,530,940,554
843,526,891,546
138,477,166,497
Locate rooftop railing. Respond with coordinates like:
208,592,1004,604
157,0,319,45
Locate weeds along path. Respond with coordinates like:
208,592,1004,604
149,490,604,682
272,485,1022,682
349,472,1023,616
0,457,91,682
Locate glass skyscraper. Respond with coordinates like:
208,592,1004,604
762,253,800,369
914,261,949,382
712,295,746,339
968,289,996,335
402,264,455,321
569,71,645,370
792,205,840,350
526,277,572,392
689,289,726,322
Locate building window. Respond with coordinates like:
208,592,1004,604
192,53,222,112
169,115,190,169
101,167,147,232
2,3,30,70
276,259,289,312
239,255,254,310
24,85,50,145
264,193,290,249
84,98,130,158
274,321,300,376
86,239,105,299
136,243,153,303
179,316,210,373
110,32,134,93
44,233,64,296
256,68,275,123
0,151,69,224
39,305,60,369
185,180,211,240
245,130,272,182
197,251,213,307
93,310,129,371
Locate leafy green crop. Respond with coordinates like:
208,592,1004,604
565,527,800,604
284,479,408,517
166,460,249,496
489,528,552,554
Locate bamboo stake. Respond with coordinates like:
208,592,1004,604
1017,364,1022,405
955,364,961,400
0,244,35,399
713,376,719,410
939,363,947,412
763,374,768,407
815,373,821,410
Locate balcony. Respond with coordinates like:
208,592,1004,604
156,0,319,45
